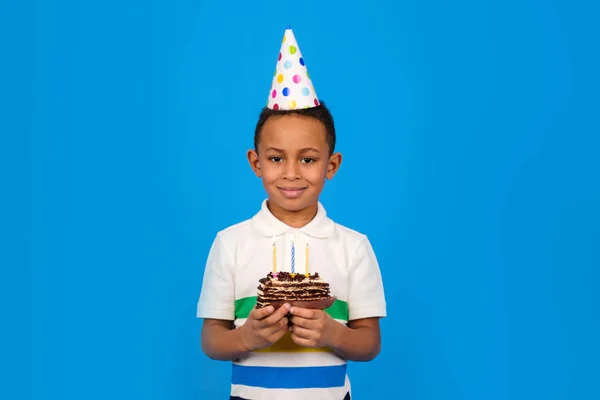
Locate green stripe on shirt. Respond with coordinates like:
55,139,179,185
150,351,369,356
235,296,349,321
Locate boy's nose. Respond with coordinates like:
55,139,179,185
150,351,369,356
282,161,300,180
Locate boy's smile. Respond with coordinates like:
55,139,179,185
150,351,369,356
247,114,342,227
278,185,307,199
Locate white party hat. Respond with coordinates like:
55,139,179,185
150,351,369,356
267,27,320,110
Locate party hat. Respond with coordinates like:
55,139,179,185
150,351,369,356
267,27,320,110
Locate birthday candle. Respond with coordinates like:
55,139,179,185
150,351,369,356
291,239,295,274
272,236,277,273
305,243,309,276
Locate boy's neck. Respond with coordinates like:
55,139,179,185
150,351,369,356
267,200,318,229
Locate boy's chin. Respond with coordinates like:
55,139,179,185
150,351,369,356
268,197,317,213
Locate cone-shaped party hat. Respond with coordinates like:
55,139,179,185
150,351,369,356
267,27,320,110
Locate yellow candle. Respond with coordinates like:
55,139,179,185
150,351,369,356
272,236,277,273
305,243,309,276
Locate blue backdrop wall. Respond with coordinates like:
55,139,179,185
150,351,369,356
2,0,599,399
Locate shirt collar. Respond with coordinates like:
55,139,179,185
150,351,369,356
252,199,335,239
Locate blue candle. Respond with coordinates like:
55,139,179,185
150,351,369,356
291,240,295,274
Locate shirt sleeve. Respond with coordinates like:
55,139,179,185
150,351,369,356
347,235,387,321
196,234,235,320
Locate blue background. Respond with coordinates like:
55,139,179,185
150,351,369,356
2,0,599,399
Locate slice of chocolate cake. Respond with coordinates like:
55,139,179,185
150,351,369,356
256,271,336,310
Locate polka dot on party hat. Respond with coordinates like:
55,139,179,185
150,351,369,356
267,27,319,110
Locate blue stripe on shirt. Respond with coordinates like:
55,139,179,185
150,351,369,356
231,364,347,389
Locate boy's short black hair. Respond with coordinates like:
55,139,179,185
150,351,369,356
254,101,336,156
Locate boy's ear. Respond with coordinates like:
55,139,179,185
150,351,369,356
247,149,262,177
326,152,342,180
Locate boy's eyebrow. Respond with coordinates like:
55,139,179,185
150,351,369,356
264,147,284,153
264,147,320,154
299,147,320,154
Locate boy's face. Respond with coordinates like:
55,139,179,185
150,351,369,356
247,114,342,214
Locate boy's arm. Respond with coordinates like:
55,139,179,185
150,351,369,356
201,319,249,361
202,305,292,361
197,236,291,360
289,235,386,360
197,235,246,361
340,234,386,361
288,307,381,361
329,317,381,361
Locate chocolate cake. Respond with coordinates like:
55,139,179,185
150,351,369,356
257,271,336,309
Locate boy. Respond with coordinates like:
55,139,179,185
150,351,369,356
197,27,386,400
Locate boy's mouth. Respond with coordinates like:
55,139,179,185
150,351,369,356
277,186,307,199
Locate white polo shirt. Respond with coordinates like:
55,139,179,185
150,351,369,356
197,200,386,400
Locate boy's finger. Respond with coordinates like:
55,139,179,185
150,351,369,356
289,315,317,329
290,333,315,348
289,306,319,319
262,303,291,326
290,325,316,341
267,326,288,344
265,316,289,336
251,305,274,320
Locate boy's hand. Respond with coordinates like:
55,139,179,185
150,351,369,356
239,303,291,352
288,307,339,348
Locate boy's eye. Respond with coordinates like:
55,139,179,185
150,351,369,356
301,158,315,164
269,156,283,163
